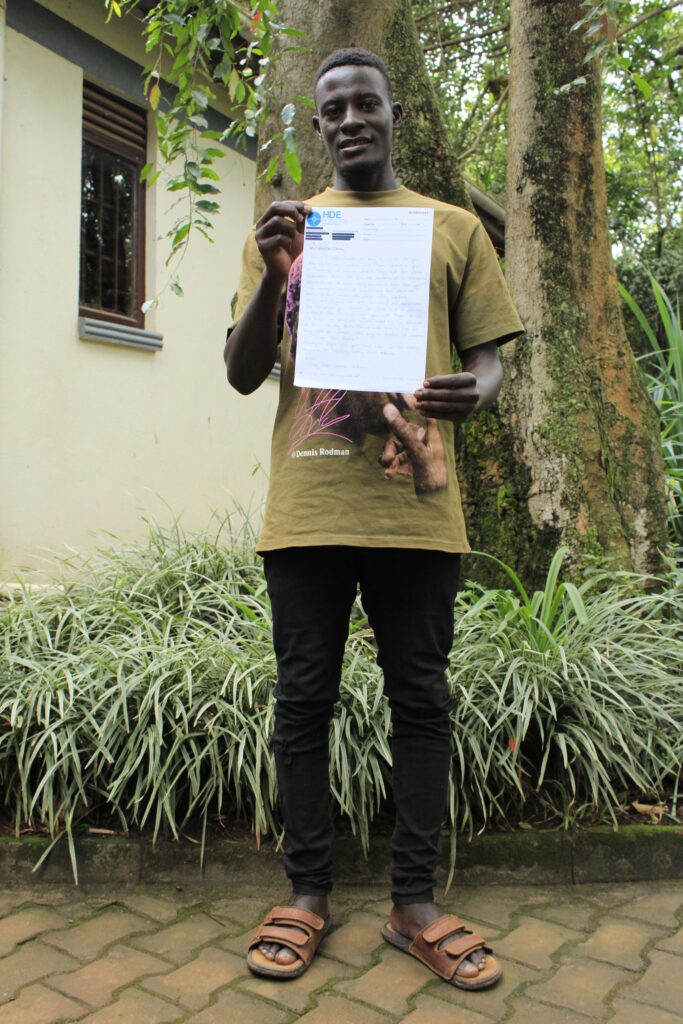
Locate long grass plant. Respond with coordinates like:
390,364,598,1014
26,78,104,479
1,519,681,882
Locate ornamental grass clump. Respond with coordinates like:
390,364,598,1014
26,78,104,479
1,518,681,881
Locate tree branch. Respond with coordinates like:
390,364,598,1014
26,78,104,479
458,84,509,162
423,21,509,54
616,1,683,41
414,0,480,24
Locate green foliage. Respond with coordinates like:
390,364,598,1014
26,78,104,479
413,1,682,261
620,276,683,548
2,522,681,881
413,0,510,198
103,0,302,293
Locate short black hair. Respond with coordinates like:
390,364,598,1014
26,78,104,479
314,48,393,100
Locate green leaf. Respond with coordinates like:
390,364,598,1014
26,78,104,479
140,162,154,182
632,74,653,101
149,83,161,111
195,200,220,213
264,154,279,182
170,278,184,297
284,150,301,184
283,126,297,153
172,223,191,249
295,94,315,109
281,103,296,126
228,68,239,103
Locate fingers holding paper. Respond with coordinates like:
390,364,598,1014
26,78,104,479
414,372,479,424
255,201,312,281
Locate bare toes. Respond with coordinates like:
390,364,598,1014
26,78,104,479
456,959,479,978
275,946,299,965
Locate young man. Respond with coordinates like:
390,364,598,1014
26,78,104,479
225,48,523,990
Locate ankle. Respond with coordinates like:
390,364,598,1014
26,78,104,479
290,892,330,915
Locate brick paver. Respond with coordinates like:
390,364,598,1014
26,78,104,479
574,915,663,970
42,908,154,960
132,912,227,963
424,956,538,1019
49,944,169,1007
189,988,290,1023
656,925,683,955
0,908,68,957
0,982,86,1023
609,999,683,1023
527,898,597,932
141,946,246,1009
615,889,682,928
619,949,683,1015
117,893,181,924
402,992,492,1023
0,943,78,1000
505,995,597,1023
77,989,183,1023
335,946,431,1015
525,959,632,1017
0,879,679,1023
492,916,579,970
239,950,354,1012
319,912,386,967
296,993,390,1022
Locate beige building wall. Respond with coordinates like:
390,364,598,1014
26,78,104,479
0,14,277,580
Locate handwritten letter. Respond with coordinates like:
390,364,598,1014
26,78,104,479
294,207,434,393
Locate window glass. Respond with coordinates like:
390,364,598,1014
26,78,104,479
79,82,146,327
80,143,137,319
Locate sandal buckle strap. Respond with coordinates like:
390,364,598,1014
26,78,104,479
267,906,326,931
420,915,466,943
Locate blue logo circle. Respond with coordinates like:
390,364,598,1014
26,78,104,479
307,210,322,227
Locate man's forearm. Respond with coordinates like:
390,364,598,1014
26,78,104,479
225,270,286,394
459,341,503,412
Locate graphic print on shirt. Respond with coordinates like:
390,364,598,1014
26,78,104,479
285,254,447,496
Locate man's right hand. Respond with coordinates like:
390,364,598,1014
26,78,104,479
255,201,312,282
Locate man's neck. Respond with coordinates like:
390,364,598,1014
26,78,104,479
332,165,399,192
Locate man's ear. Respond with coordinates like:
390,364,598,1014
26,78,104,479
392,103,403,129
312,114,321,138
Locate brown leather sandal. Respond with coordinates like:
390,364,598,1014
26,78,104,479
247,905,332,980
381,914,502,990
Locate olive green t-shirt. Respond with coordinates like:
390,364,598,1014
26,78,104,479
232,185,524,553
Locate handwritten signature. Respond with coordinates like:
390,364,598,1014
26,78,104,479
289,389,353,452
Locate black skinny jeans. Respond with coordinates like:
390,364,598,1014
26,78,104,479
263,546,460,906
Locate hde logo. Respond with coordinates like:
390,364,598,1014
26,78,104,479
307,210,341,226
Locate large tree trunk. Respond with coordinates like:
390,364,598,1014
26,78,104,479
253,0,669,584
254,0,471,215
478,0,668,580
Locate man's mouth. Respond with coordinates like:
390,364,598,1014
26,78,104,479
339,137,371,153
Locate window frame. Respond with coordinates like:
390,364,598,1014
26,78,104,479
79,83,147,330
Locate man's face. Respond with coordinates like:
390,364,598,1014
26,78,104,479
312,65,402,180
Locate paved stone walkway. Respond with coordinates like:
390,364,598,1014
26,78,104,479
0,879,681,1022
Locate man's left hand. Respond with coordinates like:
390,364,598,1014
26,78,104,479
414,372,479,424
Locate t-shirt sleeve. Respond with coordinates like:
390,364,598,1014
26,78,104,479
230,229,265,325
452,220,525,351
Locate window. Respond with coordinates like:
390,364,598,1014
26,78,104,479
79,82,147,328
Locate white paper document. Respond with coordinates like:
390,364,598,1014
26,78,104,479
293,207,435,392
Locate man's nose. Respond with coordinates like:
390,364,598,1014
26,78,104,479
340,105,364,132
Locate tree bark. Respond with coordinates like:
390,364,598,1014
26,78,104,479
251,0,669,584
479,0,669,580
254,0,472,216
